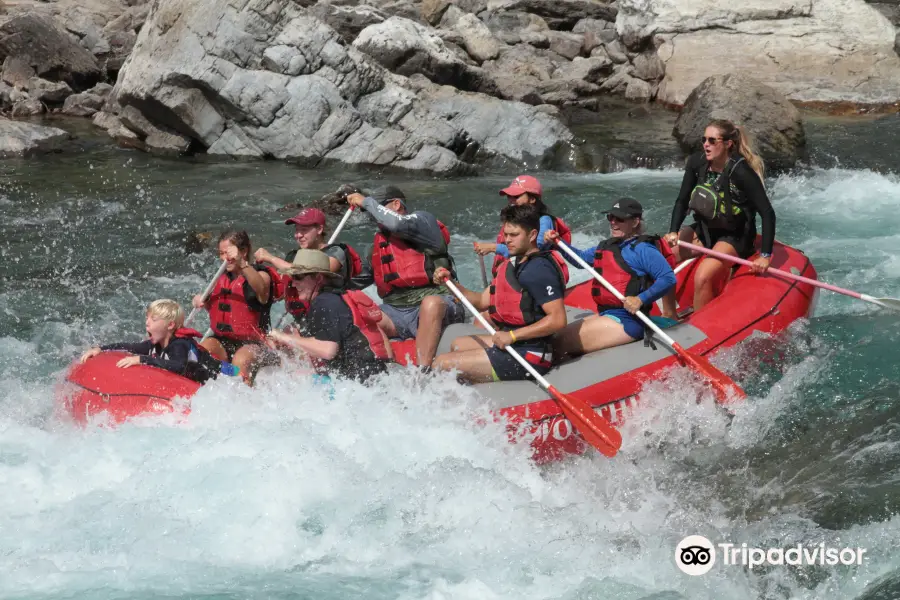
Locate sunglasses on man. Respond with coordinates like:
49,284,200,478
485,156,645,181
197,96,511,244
607,214,638,223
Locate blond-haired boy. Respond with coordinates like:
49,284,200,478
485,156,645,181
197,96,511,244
80,299,238,382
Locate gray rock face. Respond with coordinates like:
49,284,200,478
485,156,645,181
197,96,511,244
573,18,616,53
481,44,566,103
631,50,664,82
554,55,612,85
547,31,584,60
619,0,900,107
496,0,617,30
62,91,106,116
452,12,503,62
482,10,549,35
1,57,36,88
0,118,71,156
26,77,73,103
105,0,572,173
422,0,453,25
310,2,388,44
354,17,489,92
672,73,806,169
0,15,102,89
11,98,44,116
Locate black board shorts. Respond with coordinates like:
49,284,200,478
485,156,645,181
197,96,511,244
485,342,553,382
690,222,755,259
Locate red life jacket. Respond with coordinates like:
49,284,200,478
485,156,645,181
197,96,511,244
491,214,572,276
328,242,363,283
657,237,677,267
342,290,390,360
279,243,366,320
174,327,203,339
590,235,660,313
174,327,231,384
488,250,569,329
283,286,310,320
372,221,453,298
207,266,276,341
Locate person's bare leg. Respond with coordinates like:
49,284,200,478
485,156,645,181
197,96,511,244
553,315,635,357
432,348,496,383
674,227,699,263
378,311,398,339
232,345,260,386
200,338,227,361
416,295,447,367
660,290,678,320
692,241,738,311
378,327,395,361
449,334,493,352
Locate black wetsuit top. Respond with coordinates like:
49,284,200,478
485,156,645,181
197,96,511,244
670,152,777,255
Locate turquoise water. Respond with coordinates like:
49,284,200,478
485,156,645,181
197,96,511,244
1,116,900,599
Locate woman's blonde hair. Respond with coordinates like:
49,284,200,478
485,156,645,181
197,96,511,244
708,119,765,181
147,299,185,328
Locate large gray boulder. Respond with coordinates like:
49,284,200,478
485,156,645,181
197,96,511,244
0,15,102,89
309,2,388,44
104,0,573,173
0,119,71,157
672,73,806,169
353,17,491,92
448,11,504,63
482,44,568,104
618,0,900,107
62,91,106,116
493,0,617,30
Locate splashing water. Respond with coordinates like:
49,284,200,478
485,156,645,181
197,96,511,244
2,134,900,599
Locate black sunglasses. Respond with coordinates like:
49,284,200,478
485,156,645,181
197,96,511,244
607,214,636,222
701,136,723,145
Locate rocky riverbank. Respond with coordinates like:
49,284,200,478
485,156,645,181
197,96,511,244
1,0,899,172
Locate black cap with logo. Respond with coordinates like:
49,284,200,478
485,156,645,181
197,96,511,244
603,197,643,219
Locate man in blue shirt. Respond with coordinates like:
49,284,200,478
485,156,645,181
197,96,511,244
547,198,676,357
432,204,568,383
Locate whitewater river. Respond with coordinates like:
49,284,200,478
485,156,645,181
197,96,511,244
1,114,899,599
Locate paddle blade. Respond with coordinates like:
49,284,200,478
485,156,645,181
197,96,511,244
671,343,747,404
873,297,900,312
547,385,622,457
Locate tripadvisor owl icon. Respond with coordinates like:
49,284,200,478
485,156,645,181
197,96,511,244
676,535,716,575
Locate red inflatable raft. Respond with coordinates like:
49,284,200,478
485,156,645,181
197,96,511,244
57,239,817,462
390,239,817,462
58,351,196,426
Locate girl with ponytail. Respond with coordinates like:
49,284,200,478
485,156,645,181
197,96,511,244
663,119,777,311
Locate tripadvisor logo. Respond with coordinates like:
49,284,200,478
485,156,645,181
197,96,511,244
675,536,868,576
676,535,716,576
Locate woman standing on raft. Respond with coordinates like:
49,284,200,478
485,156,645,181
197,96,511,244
663,119,777,311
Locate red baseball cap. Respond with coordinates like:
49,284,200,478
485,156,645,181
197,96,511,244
499,175,542,198
284,208,325,227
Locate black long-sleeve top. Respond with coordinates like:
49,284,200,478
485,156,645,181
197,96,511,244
669,152,776,255
100,338,195,375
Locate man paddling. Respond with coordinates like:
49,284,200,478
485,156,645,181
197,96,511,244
266,250,390,382
345,185,465,369
546,198,676,357
432,204,569,383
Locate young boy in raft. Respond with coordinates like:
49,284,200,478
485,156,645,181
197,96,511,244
79,299,239,383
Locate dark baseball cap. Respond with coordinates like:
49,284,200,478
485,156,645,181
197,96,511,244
370,185,406,205
604,197,643,219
